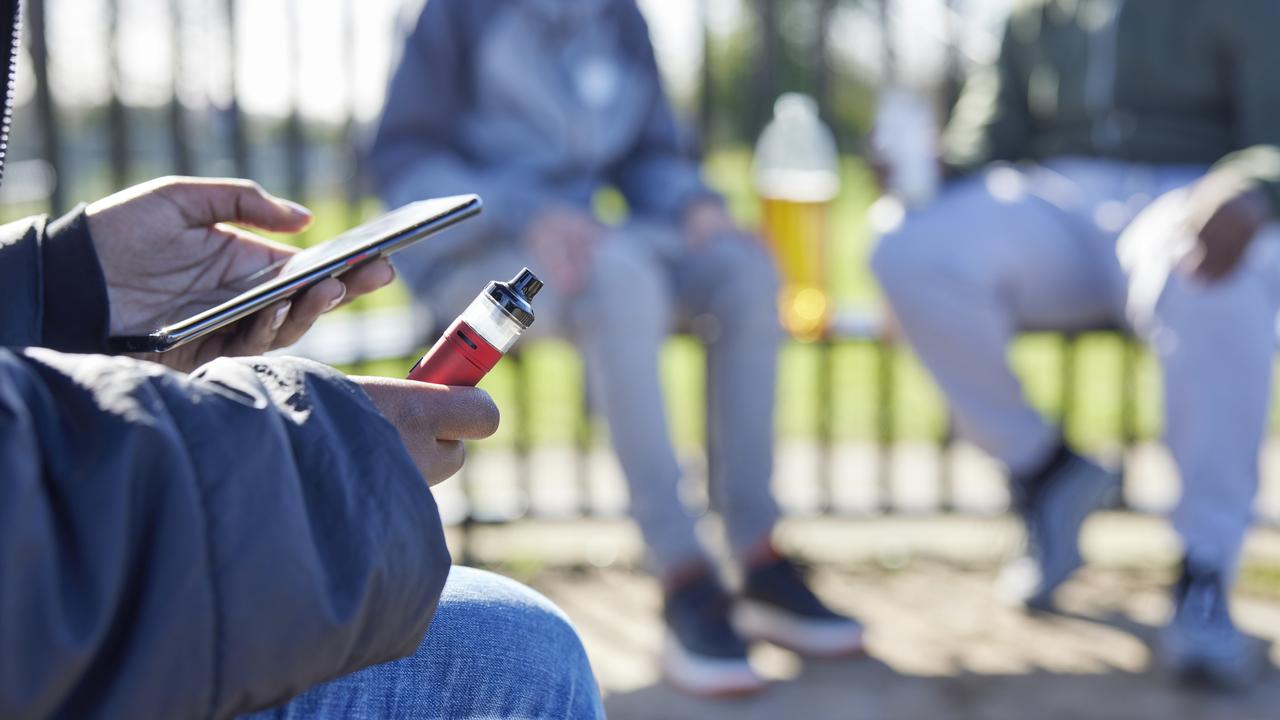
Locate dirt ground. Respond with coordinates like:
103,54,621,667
508,518,1280,720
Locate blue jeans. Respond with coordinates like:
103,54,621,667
243,567,605,719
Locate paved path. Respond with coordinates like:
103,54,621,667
506,519,1280,720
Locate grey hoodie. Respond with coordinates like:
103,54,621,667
369,0,714,291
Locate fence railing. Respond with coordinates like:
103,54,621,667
5,0,1278,541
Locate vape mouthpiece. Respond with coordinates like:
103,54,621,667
487,268,541,330
509,268,544,302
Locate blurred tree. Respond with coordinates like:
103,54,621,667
701,0,878,153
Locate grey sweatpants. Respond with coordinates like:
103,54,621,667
413,222,783,574
872,158,1280,573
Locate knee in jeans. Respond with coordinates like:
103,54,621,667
581,240,670,331
705,237,781,313
430,568,590,678
696,237,783,326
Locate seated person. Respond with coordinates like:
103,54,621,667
0,10,601,715
871,0,1280,689
370,0,862,697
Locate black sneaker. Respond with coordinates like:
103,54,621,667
662,569,765,697
1159,558,1260,691
732,555,864,658
998,450,1120,610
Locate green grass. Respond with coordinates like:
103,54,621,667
13,150,1280,451
331,150,1180,451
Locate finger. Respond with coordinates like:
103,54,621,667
427,386,501,441
1195,230,1231,281
180,225,305,295
358,378,501,441
225,300,292,356
1192,236,1218,280
158,177,314,233
332,258,396,307
271,278,346,348
423,440,466,485
1207,244,1246,281
1180,242,1207,279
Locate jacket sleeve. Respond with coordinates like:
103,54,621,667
607,3,719,222
0,351,450,720
368,0,547,252
0,208,110,353
1209,0,1280,218
941,6,1035,175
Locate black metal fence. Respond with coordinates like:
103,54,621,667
5,0,1277,536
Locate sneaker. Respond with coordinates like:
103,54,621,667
662,568,766,698
1159,558,1260,690
732,555,864,658
998,451,1120,610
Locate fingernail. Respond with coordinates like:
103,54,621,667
378,261,396,286
280,199,312,218
271,302,291,330
325,287,346,312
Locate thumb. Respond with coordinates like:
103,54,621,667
353,377,501,441
157,176,314,232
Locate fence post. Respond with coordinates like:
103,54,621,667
577,366,595,517
342,0,363,228
815,0,836,128
879,0,896,84
513,352,534,519
752,0,778,137
877,338,895,512
815,338,835,513
697,0,713,152
1059,334,1077,440
283,0,305,202
107,0,129,190
222,0,249,178
939,417,957,513
941,0,964,122
168,0,192,175
27,0,63,214
1118,335,1138,509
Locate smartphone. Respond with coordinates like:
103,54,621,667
108,194,482,353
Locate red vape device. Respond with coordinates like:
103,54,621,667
407,268,543,386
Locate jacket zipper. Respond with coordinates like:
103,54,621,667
0,0,21,188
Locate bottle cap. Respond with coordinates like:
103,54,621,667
486,268,542,329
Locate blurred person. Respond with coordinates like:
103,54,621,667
870,0,1280,688
370,0,863,696
0,3,603,718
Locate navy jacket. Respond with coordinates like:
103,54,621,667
0,3,451,718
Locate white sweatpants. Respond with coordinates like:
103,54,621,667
871,158,1280,571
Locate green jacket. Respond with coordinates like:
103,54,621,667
943,0,1280,215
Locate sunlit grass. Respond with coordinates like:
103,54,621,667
324,150,1168,450
10,151,1280,449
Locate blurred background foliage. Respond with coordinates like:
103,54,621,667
3,0,1271,461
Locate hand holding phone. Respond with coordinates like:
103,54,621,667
100,179,481,366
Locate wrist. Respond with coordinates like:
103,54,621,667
41,205,111,353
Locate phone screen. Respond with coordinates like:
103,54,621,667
107,194,482,353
